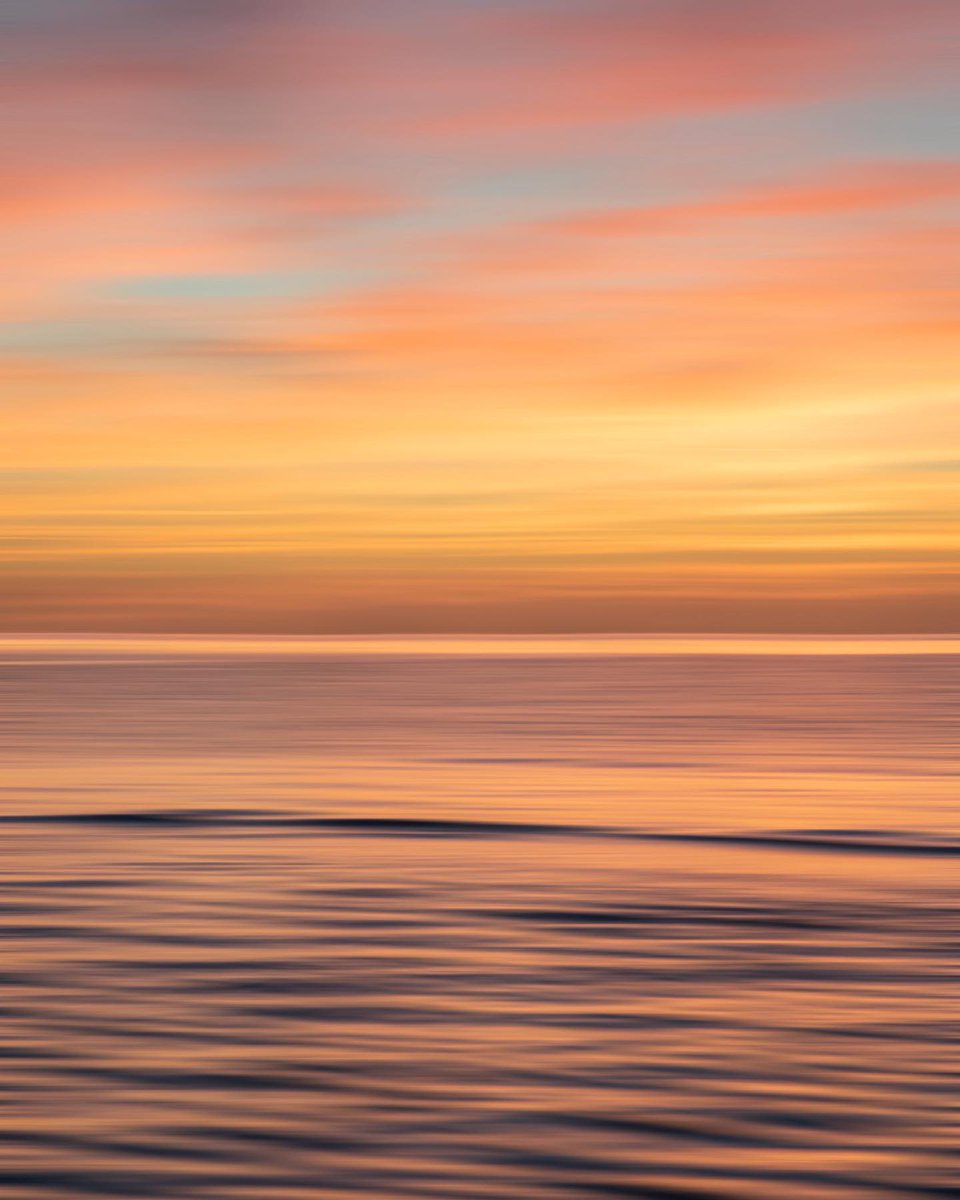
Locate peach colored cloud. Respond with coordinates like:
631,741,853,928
300,201,957,401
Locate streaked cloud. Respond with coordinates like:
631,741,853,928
2,0,958,631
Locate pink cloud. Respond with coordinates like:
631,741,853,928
324,0,958,146
531,161,960,238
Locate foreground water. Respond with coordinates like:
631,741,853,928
1,637,957,1199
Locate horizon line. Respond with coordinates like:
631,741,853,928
2,632,958,657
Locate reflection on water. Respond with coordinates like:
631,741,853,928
1,639,957,1198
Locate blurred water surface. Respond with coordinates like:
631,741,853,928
1,637,957,1199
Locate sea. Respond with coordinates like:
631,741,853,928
1,636,957,1199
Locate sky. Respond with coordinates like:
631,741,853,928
3,0,958,634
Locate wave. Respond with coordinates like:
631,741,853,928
3,809,957,856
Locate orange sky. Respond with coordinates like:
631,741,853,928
3,0,958,633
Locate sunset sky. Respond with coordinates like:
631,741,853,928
4,0,958,633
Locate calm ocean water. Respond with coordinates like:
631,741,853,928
1,637,957,1199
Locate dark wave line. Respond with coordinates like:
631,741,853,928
0,811,590,838
639,830,960,857
3,811,956,856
